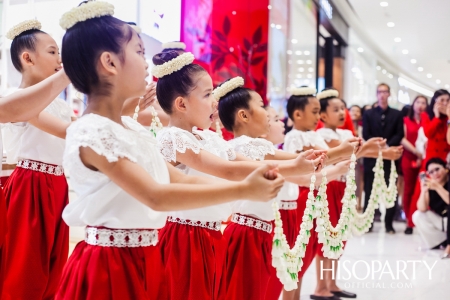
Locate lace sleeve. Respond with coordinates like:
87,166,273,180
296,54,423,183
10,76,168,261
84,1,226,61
316,128,339,142
231,136,275,161
44,98,73,122
337,129,355,141
156,127,203,162
193,129,237,161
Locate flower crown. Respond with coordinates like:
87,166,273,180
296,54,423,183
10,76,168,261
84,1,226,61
151,52,195,78
317,89,339,100
60,1,114,30
213,77,245,101
6,20,42,40
291,87,317,97
162,41,186,50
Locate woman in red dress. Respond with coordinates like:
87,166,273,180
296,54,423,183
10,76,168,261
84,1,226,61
401,96,428,234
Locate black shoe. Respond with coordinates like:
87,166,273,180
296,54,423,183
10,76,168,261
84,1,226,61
431,240,447,250
386,227,396,234
331,290,357,298
310,295,341,300
404,227,413,235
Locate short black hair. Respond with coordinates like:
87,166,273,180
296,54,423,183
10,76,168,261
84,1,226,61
426,157,447,170
318,87,344,113
62,14,133,95
286,95,312,120
217,82,253,132
152,50,206,114
10,29,46,72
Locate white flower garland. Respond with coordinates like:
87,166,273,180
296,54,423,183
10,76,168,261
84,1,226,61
315,154,357,259
272,173,318,291
149,106,163,137
378,160,398,208
291,87,317,97
151,52,195,78
317,89,339,100
162,41,186,50
213,77,245,101
350,150,388,235
6,20,42,40
60,1,114,30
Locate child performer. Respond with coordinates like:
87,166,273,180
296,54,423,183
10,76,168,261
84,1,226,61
152,52,322,300
0,19,75,299
215,79,358,300
54,2,284,300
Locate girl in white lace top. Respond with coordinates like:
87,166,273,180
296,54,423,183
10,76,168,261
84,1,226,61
54,3,285,300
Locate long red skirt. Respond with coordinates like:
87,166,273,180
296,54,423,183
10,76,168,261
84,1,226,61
316,181,346,257
159,221,225,300
402,157,420,228
265,207,298,300
219,219,273,300
0,187,6,247
56,241,166,300
1,166,69,300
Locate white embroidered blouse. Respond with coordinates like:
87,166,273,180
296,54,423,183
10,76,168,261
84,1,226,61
228,135,281,221
2,98,72,165
156,126,235,222
316,128,354,143
283,129,329,154
62,114,169,229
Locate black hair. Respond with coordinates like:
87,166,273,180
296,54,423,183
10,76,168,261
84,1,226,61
152,50,206,114
10,29,47,72
401,105,410,118
377,82,390,93
286,87,315,120
426,157,447,170
427,89,450,119
216,81,254,132
62,13,133,95
408,95,428,121
318,87,344,113
350,104,361,112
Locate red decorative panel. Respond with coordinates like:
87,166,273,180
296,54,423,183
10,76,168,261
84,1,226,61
181,0,270,102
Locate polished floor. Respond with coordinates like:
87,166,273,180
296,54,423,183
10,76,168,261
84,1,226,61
299,221,450,300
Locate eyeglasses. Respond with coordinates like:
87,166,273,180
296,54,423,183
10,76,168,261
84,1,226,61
377,90,390,94
427,167,443,176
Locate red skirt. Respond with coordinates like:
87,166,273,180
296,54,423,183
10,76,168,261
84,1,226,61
1,166,69,300
56,241,166,300
219,218,273,300
0,187,6,247
159,221,225,300
265,207,298,300
317,181,346,257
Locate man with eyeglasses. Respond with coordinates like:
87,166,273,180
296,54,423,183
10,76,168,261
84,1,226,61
363,83,404,234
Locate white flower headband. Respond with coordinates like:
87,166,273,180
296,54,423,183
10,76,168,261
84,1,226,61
213,77,245,101
130,24,142,34
60,1,114,30
151,52,195,78
317,89,339,100
6,20,42,40
291,87,317,97
162,41,186,50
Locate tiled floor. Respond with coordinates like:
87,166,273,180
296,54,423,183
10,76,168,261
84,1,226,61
69,220,449,300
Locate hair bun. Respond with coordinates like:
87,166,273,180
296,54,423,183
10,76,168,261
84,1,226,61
152,50,180,66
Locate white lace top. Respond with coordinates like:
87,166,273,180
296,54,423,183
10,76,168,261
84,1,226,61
156,126,235,222
283,129,329,153
228,135,279,221
2,98,72,165
316,128,354,143
62,114,169,229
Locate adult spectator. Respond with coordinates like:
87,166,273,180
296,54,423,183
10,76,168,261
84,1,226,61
413,158,449,252
363,83,404,234
401,96,428,234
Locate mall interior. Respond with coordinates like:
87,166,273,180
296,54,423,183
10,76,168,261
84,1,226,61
0,0,449,300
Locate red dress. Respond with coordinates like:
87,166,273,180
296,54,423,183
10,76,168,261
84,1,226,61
401,117,421,228
422,112,450,166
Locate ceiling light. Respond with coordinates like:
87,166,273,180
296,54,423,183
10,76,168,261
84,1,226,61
268,5,272,9
306,60,312,64
436,79,441,84
296,74,302,78
287,50,292,55
387,22,395,27
357,47,364,53
426,74,432,78
394,37,401,42
418,67,424,72
410,59,417,64
445,84,449,89
295,51,302,55
382,69,387,74
402,49,409,54
308,67,314,72
388,74,393,79
275,25,282,29
298,67,305,72
270,23,275,28
380,2,389,7
304,51,310,55
291,39,298,44
352,67,358,73
307,74,312,78
297,60,304,64
376,66,381,70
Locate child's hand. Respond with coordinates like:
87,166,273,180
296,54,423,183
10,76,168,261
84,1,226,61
244,164,285,202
